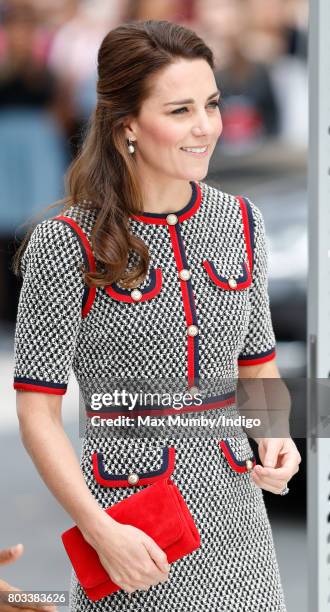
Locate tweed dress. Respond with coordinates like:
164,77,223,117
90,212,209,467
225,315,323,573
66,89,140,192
13,180,287,612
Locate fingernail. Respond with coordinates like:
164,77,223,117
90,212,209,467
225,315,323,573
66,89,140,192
11,544,22,554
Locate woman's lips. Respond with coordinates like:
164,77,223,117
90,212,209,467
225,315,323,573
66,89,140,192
180,145,209,156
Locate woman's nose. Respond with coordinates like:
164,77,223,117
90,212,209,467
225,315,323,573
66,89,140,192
191,113,213,137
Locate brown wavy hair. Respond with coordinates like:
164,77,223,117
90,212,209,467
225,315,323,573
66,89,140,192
13,19,215,289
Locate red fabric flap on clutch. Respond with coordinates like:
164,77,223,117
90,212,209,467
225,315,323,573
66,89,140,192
62,477,186,589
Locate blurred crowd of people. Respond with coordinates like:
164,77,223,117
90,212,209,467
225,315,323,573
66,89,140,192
0,0,308,323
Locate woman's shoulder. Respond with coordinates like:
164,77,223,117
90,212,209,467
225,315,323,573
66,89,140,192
199,180,263,224
55,201,99,237
21,202,97,278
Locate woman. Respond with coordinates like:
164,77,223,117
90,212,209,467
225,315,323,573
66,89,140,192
12,20,301,612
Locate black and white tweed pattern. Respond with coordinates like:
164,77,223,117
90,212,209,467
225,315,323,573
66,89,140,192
13,181,285,611
69,429,287,612
13,181,275,394
13,219,85,387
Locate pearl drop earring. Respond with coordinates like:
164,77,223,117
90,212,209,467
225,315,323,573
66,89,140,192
128,138,135,154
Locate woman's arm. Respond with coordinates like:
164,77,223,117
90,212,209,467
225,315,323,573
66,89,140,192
238,359,301,494
238,357,281,379
16,392,170,593
238,358,291,442
16,391,111,542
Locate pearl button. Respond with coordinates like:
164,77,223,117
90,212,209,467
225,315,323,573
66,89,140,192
166,213,178,225
131,288,142,301
128,472,139,485
188,385,199,397
179,268,192,280
228,276,237,289
245,459,254,471
187,324,199,337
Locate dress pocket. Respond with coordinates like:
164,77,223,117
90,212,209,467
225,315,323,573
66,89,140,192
203,259,252,291
92,445,175,487
104,267,162,303
219,436,256,473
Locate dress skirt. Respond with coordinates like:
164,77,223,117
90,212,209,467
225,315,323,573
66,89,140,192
69,406,287,612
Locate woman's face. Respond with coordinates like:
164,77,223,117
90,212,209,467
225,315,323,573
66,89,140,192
124,58,223,182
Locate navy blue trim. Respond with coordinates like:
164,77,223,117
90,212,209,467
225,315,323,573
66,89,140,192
53,218,90,310
86,390,236,414
208,260,250,284
176,226,199,327
240,196,255,273
138,181,197,219
223,439,255,466
96,447,170,481
175,223,199,381
81,287,89,311
13,376,67,390
238,347,276,362
111,267,157,296
198,391,235,406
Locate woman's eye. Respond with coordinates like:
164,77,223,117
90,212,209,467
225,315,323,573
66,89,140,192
171,101,220,115
171,106,189,115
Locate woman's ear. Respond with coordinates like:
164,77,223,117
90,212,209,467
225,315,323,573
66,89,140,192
122,116,137,141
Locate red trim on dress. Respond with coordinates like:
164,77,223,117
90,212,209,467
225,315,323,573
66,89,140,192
203,260,252,290
86,394,236,419
179,182,202,222
122,183,202,386
130,182,202,225
238,349,276,366
130,215,168,225
218,440,256,473
105,269,162,302
53,215,97,318
92,447,175,487
168,225,196,385
13,382,66,395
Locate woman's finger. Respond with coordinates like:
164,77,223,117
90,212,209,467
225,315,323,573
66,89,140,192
253,465,295,481
252,473,287,495
252,472,287,488
0,545,24,566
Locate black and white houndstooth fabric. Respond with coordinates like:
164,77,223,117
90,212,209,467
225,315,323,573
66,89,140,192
13,180,286,611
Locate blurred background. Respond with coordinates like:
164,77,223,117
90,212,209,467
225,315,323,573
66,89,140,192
0,1,308,610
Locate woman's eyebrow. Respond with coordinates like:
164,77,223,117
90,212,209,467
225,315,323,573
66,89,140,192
163,90,221,106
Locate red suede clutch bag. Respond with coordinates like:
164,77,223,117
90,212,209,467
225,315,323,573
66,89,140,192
61,477,201,601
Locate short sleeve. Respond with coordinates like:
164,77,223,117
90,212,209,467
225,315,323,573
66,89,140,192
238,199,276,366
13,219,85,394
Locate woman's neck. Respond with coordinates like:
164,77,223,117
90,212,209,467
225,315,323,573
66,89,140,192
139,178,194,215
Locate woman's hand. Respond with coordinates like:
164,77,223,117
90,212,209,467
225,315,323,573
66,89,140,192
251,437,301,494
92,518,171,595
